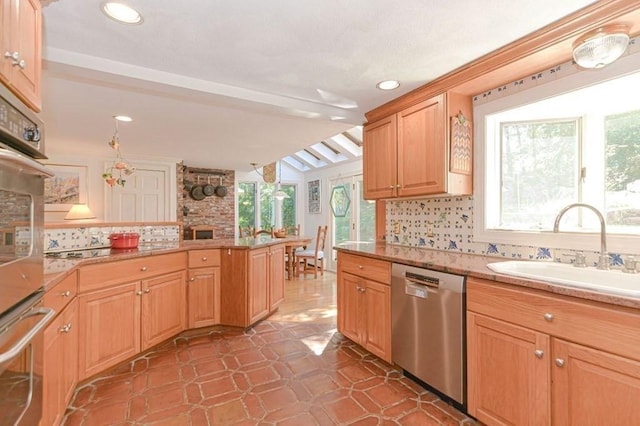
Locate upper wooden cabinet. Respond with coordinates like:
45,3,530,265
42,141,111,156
0,0,41,111
363,92,472,200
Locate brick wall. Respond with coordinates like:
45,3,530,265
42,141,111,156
182,166,235,239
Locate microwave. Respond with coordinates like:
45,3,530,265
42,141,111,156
0,84,45,159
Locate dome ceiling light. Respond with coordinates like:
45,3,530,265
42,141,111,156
572,24,630,69
376,80,400,91
102,2,143,25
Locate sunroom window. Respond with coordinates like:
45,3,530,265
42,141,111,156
475,56,640,252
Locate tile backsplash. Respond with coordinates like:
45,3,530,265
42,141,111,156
44,224,180,253
385,196,636,269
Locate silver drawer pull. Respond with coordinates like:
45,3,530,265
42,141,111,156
202,257,207,261
141,266,148,272
60,323,72,333
61,290,72,297
534,349,544,359
358,265,364,269
543,313,554,322
189,277,195,282
144,289,150,294
555,358,565,367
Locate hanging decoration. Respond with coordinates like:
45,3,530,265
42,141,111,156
330,185,350,217
102,117,135,187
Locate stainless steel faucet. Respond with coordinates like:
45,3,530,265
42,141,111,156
553,203,610,270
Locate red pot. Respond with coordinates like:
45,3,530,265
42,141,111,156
109,232,140,249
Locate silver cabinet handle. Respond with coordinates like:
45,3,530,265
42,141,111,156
140,266,148,271
136,290,142,296
358,265,364,269
60,323,72,333
61,290,72,297
396,184,401,188
15,59,25,69
189,277,195,282
202,257,207,261
388,186,395,189
0,307,55,363
144,289,150,294
543,313,554,322
534,349,544,359
555,358,565,367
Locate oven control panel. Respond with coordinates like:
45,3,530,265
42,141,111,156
0,88,45,159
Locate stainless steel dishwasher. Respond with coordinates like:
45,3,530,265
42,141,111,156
391,263,466,408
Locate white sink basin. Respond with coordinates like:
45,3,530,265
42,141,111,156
487,261,640,298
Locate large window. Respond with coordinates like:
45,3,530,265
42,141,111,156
476,61,640,252
238,181,297,231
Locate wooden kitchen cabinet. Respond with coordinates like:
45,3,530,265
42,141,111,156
467,276,640,425
77,252,186,380
187,249,221,328
363,92,472,200
0,0,42,111
220,245,285,327
337,252,391,363
42,272,78,426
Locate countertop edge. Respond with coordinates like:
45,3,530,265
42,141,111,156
335,244,640,310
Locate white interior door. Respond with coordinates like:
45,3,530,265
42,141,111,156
105,164,170,221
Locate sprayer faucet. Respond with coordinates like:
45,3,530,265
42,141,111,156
553,203,609,270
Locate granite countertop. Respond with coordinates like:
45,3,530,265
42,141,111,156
335,242,640,310
43,236,289,290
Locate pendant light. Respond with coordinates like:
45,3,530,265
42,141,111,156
274,161,289,201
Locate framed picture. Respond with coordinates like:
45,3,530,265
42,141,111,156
307,179,321,214
43,164,88,211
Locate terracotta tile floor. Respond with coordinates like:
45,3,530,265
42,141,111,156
63,273,475,425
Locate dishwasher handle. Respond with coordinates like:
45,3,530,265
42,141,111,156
404,271,439,288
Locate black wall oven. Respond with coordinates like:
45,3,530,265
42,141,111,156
0,84,54,425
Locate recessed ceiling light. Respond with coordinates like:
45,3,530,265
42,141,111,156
102,2,143,25
114,115,133,122
376,80,400,91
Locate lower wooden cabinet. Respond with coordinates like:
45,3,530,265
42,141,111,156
77,271,185,380
42,298,78,426
187,266,221,328
467,277,640,425
337,252,391,363
221,245,285,327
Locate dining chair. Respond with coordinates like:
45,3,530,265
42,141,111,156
285,224,301,236
296,225,328,278
238,225,254,238
254,228,274,237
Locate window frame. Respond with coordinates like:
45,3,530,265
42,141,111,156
473,52,640,254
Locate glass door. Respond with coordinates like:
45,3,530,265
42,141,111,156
327,174,375,270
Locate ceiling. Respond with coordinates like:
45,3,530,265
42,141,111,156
39,0,597,171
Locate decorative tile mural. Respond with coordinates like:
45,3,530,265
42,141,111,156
385,196,635,269
44,224,180,253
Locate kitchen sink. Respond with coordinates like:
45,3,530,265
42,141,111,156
487,261,640,298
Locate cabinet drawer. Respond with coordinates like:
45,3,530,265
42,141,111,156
467,277,640,361
339,252,391,284
188,249,221,268
79,252,187,292
44,271,77,315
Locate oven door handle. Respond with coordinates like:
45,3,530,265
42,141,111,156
0,307,55,364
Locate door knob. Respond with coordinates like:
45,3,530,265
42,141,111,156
555,358,565,367
543,313,554,322
534,349,544,358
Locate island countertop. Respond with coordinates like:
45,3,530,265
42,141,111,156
335,242,640,310
43,236,289,290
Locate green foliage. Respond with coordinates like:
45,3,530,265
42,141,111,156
605,109,640,192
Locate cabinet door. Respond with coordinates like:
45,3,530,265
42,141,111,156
467,312,550,426
43,298,77,426
0,0,41,110
248,248,269,324
78,282,140,380
269,244,285,311
553,339,640,425
141,271,186,350
363,115,397,199
187,267,221,328
338,272,364,344
397,94,446,197
363,280,391,363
